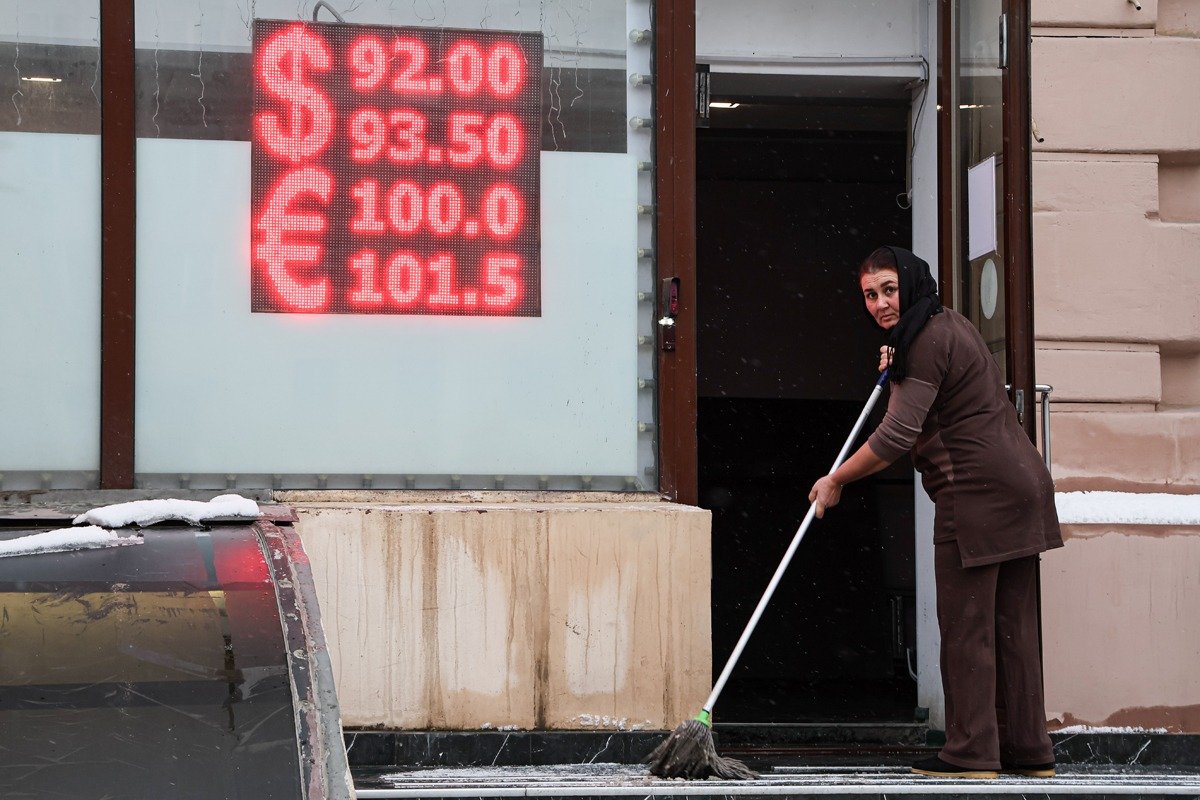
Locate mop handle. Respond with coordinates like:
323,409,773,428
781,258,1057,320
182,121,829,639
702,370,890,715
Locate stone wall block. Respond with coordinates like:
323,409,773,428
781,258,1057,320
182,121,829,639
1158,0,1200,36
1033,158,1157,215
1049,410,1199,489
430,510,546,729
1032,212,1197,343
1161,351,1200,404
1159,158,1200,222
1033,0,1157,29
293,508,429,727
1041,531,1200,731
544,506,711,729
1035,346,1161,403
1033,37,1200,155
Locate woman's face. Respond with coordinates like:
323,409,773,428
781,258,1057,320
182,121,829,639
861,268,901,330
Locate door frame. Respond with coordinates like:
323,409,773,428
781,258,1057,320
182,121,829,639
655,0,1041,495
656,0,959,725
654,0,699,504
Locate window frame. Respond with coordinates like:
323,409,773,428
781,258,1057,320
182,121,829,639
97,1,669,491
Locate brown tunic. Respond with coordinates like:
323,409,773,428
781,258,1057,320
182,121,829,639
867,308,1063,567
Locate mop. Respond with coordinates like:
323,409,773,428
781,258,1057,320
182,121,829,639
646,371,891,780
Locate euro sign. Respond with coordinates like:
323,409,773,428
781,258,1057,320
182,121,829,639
255,24,335,162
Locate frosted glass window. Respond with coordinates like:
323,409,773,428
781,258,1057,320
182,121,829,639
134,1,656,491
0,2,101,490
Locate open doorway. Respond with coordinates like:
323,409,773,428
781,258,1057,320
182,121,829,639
697,75,918,723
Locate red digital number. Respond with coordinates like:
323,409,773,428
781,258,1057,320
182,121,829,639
482,184,522,238
487,42,526,97
348,179,517,239
486,114,522,167
388,109,427,162
342,251,523,311
483,254,522,308
387,252,424,305
348,108,429,164
392,38,440,94
349,36,388,92
446,112,485,166
446,113,523,168
427,183,464,235
348,108,386,161
445,40,485,95
386,181,424,234
349,179,387,233
348,250,385,306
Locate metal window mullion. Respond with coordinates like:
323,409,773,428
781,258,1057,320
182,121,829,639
653,0,698,504
100,0,137,489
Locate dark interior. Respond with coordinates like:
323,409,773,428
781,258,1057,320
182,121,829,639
697,81,918,723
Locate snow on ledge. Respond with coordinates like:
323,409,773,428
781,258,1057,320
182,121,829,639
0,526,143,558
73,494,261,528
1055,491,1200,526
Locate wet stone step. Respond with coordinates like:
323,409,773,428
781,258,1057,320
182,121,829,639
345,729,1200,770
352,762,1200,799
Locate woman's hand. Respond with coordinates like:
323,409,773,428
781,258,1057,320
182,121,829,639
878,345,894,374
808,475,843,519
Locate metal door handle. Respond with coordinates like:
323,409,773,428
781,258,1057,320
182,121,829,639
1005,383,1054,473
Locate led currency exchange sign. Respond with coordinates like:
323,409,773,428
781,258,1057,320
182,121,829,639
251,20,543,315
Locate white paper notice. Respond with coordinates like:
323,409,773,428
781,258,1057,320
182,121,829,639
967,155,998,260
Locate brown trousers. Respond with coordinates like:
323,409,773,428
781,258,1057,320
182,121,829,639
935,540,1055,770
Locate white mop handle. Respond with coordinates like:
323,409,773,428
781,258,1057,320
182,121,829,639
702,372,890,714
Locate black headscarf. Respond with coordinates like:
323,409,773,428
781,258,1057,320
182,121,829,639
880,246,942,384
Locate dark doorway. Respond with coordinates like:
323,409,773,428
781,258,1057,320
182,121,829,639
697,83,917,723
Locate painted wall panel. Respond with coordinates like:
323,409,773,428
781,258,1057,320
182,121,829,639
698,0,922,64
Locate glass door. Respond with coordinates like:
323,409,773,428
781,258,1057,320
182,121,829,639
940,0,1036,439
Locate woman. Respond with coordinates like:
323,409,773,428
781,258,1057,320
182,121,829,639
808,246,1063,779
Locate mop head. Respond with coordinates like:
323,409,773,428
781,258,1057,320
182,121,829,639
645,717,757,780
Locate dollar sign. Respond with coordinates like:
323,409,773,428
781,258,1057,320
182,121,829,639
255,24,334,162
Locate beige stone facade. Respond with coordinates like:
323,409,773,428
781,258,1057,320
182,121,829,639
1032,0,1200,731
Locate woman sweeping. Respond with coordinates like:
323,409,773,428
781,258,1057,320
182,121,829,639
808,245,1063,780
